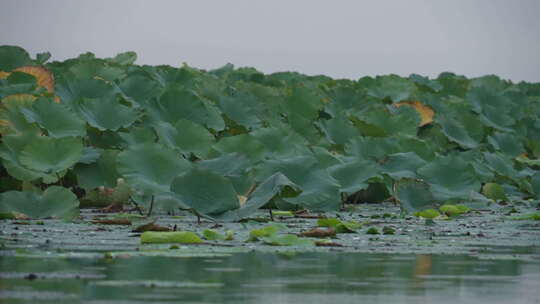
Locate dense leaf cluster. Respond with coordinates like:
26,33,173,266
1,45,539,220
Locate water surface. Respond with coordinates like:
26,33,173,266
1,247,539,304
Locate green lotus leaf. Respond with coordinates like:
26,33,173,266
312,146,343,168
117,143,191,194
211,134,265,162
198,152,254,195
256,156,341,211
288,113,321,144
197,153,250,177
76,97,138,131
0,45,33,71
0,133,55,182
21,97,86,138
0,186,79,220
251,126,309,157
283,86,322,120
409,74,442,92
216,173,301,221
0,94,41,135
108,51,137,65
170,167,239,216
154,120,215,158
481,183,508,201
86,128,125,150
366,74,416,102
316,116,359,146
467,87,515,131
326,86,365,113
395,179,436,213
201,100,226,132
148,88,224,131
483,152,520,181
36,52,51,65
218,93,263,130
118,126,156,147
329,159,380,194
75,150,120,189
488,132,524,158
344,136,400,162
396,138,436,161
437,72,469,98
352,106,420,138
78,147,103,165
55,77,117,108
418,155,481,201
19,136,83,174
0,72,38,98
470,75,509,91
382,152,427,179
68,61,125,81
118,73,161,106
437,114,482,149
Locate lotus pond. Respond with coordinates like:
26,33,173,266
2,205,540,303
1,46,540,302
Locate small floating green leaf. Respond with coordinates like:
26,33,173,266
272,210,294,217
507,211,540,221
248,224,286,241
414,209,440,219
140,231,203,244
202,229,225,241
382,226,395,235
261,234,314,246
317,218,360,233
317,218,342,228
366,227,380,235
224,230,235,241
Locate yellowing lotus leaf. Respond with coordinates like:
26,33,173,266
14,66,55,93
395,101,434,127
0,70,9,79
2,93,37,103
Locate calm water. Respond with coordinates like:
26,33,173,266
1,248,539,304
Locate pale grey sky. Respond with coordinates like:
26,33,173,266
1,0,539,81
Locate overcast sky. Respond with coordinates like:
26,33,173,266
1,0,539,82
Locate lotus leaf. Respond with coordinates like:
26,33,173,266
21,97,86,138
0,186,79,219
19,136,83,174
171,167,239,216
117,143,191,194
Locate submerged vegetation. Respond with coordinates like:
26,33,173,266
0,45,539,229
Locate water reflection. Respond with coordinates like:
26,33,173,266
1,248,539,303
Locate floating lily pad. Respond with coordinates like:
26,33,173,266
140,231,203,244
